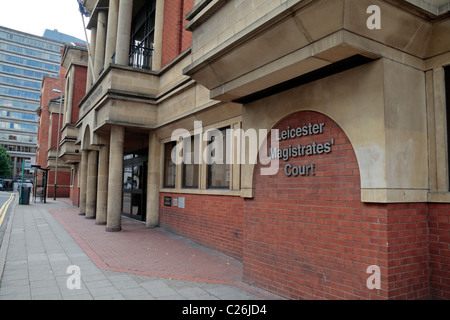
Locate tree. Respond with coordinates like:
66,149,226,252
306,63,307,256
0,146,12,178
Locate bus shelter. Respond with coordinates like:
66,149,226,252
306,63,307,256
31,165,49,203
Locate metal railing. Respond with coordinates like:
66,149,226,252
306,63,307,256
129,43,154,70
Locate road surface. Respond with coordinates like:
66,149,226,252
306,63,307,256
0,192,16,248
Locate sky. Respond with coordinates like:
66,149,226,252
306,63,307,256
0,0,91,42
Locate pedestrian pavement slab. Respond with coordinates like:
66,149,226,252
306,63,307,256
0,198,282,300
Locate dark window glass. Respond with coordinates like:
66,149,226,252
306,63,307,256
182,135,200,188
207,127,230,189
123,165,132,190
164,141,176,188
445,67,450,190
129,0,156,69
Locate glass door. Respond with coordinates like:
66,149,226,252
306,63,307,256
123,152,148,222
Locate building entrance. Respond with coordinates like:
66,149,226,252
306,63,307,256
123,150,148,222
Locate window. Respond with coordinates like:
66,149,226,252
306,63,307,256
445,66,450,190
163,141,176,188
0,98,39,110
0,110,38,122
0,42,60,62
0,87,40,101
0,75,41,90
0,64,52,81
129,0,156,69
182,135,200,188
0,53,59,73
122,151,148,221
123,165,132,190
207,127,230,189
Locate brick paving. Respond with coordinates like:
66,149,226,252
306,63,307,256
50,203,244,284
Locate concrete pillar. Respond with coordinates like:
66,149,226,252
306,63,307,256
86,26,97,91
105,0,119,69
146,131,161,227
79,150,89,215
94,10,107,77
115,0,133,66
96,145,109,225
152,0,165,71
85,150,98,219
106,126,124,232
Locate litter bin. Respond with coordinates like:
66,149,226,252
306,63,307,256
20,186,30,205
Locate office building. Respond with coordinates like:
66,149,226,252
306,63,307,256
0,26,84,182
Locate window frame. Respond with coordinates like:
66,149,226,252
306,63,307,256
163,141,176,188
182,134,200,189
206,126,230,190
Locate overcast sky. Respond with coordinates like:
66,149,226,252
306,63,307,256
0,0,90,42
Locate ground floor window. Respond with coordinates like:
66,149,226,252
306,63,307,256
163,141,176,188
207,127,230,189
160,120,241,193
445,66,450,190
182,135,200,188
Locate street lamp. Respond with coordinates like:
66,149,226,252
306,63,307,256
52,89,63,200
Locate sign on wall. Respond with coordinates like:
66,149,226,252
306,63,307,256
269,122,335,177
164,196,171,206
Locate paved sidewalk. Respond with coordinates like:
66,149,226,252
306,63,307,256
0,196,281,300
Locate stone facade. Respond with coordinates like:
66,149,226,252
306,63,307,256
68,0,450,299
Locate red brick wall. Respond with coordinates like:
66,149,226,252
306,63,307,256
157,110,450,300
37,76,64,169
385,203,430,299
244,111,391,299
71,65,87,123
428,203,450,299
243,111,450,300
46,170,71,198
49,112,63,149
161,0,193,67
159,193,244,260
181,0,193,52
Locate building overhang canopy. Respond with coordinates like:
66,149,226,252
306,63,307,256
183,0,450,103
404,0,450,15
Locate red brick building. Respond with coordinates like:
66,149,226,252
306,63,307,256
59,44,88,206
72,0,449,300
161,0,192,67
36,76,64,170
36,44,87,200
36,57,67,199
